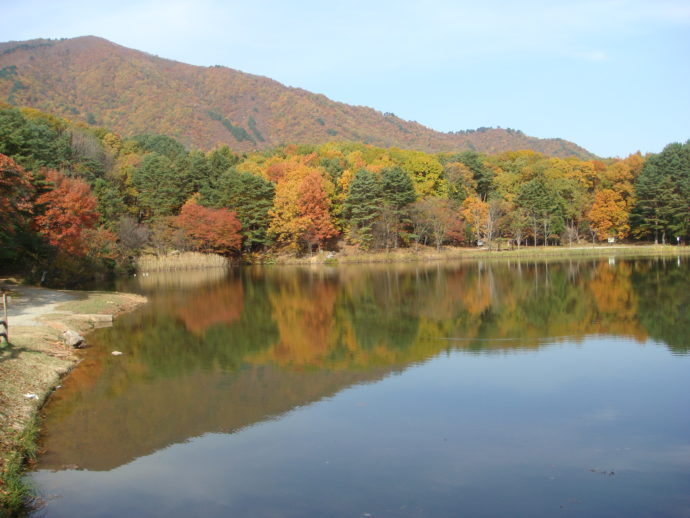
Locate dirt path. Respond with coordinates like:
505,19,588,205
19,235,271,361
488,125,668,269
5,285,79,327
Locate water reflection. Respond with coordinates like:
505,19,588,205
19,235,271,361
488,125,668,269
35,257,689,475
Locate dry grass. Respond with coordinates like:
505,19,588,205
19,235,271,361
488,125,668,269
263,244,690,265
136,252,229,272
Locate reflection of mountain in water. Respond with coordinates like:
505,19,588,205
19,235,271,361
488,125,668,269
39,362,395,471
38,257,690,471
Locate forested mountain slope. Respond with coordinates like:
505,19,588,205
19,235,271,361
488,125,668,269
0,36,594,158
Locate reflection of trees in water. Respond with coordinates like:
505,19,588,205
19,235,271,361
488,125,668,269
405,259,648,353
176,276,244,335
259,273,339,368
631,258,690,354
38,257,688,471
246,258,684,367
97,273,278,379
112,258,688,377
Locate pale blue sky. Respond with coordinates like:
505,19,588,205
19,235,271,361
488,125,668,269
2,0,689,157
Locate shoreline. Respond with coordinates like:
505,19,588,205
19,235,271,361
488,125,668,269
260,243,690,266
0,281,147,515
135,244,690,272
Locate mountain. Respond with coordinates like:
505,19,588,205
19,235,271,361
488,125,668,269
0,36,594,158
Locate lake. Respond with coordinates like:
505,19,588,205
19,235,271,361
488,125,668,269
30,256,690,517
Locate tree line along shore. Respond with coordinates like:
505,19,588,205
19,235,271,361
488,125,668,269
2,102,689,284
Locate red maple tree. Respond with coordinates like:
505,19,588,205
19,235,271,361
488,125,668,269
176,197,242,253
33,170,99,256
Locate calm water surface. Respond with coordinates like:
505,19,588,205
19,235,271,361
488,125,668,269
30,257,690,517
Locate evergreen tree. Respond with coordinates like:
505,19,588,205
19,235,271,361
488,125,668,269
632,171,672,243
517,177,564,245
93,178,127,228
632,141,690,243
382,166,416,210
133,153,192,216
181,150,211,193
344,169,383,248
0,107,71,170
207,145,239,177
381,167,416,247
132,134,186,161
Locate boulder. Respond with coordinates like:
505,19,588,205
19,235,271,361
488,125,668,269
62,329,86,348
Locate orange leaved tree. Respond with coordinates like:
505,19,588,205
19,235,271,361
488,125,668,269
461,196,489,244
297,170,338,252
33,170,99,256
588,189,630,241
176,197,241,253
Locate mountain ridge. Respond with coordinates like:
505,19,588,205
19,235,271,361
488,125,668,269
0,36,595,158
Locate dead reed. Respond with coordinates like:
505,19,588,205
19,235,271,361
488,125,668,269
136,252,229,272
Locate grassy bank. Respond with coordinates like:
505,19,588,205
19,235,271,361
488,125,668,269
0,283,146,516
1,421,39,515
264,243,690,265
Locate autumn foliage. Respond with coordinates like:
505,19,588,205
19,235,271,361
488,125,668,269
297,171,338,250
588,189,630,240
461,196,489,243
176,197,242,253
268,156,337,251
0,154,34,235
2,101,689,275
33,170,100,256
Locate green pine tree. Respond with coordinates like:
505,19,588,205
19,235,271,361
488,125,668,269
381,167,416,247
344,169,383,249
